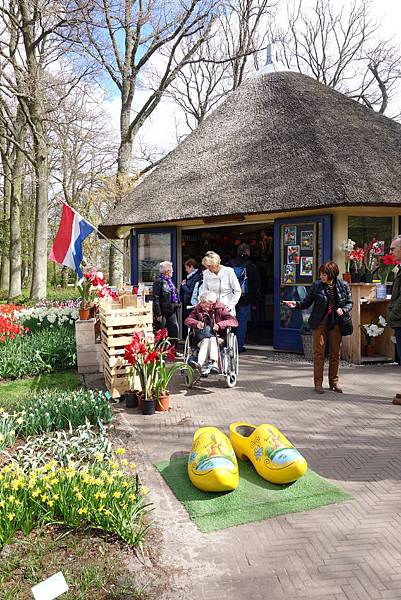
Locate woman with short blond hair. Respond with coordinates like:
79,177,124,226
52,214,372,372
201,251,241,315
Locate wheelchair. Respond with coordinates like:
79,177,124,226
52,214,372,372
181,326,239,388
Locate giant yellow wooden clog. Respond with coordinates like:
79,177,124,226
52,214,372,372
188,427,239,492
229,422,307,484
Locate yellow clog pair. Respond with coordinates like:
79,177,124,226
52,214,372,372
188,423,308,492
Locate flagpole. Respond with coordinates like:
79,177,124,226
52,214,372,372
57,198,130,258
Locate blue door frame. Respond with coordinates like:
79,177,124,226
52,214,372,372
273,215,333,352
130,227,177,286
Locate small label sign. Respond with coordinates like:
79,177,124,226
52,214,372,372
31,572,69,600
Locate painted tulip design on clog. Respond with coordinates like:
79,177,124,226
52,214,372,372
188,427,239,492
229,422,307,484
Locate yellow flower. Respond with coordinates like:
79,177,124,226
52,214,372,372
121,503,128,510
0,434,4,442
140,486,149,496
41,494,48,502
121,459,129,467
129,462,137,470
99,491,107,499
97,505,104,513
16,416,24,425
109,461,119,471
78,507,88,515
0,500,5,508
122,481,129,488
47,500,54,508
2,466,11,474
113,491,122,499
115,448,125,456
94,452,104,462
0,407,4,414
7,495,16,504
75,492,83,501
52,494,59,501
49,478,59,486
7,512,15,521
128,493,136,501
32,488,41,498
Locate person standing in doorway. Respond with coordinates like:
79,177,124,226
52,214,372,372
180,258,203,337
229,243,261,353
202,251,241,316
152,261,180,348
283,261,352,394
387,235,401,405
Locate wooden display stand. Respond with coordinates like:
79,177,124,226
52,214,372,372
342,284,395,365
100,297,153,398
75,318,103,374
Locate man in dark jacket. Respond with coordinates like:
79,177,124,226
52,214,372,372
229,243,261,353
388,236,401,405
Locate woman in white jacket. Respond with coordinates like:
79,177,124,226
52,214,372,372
202,251,241,315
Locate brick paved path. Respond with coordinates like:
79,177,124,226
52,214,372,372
118,354,401,600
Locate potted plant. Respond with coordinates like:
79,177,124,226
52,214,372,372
124,328,192,415
339,239,355,283
154,347,193,412
77,275,95,320
377,253,397,298
360,315,387,357
349,246,364,283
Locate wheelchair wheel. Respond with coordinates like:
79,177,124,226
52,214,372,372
225,332,239,388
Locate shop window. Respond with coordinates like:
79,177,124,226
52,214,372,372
348,216,394,249
137,231,171,284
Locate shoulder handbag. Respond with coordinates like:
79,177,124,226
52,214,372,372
338,311,353,336
194,325,214,343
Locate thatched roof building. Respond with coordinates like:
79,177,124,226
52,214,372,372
101,71,401,237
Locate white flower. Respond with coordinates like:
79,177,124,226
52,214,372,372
339,239,356,253
378,315,387,327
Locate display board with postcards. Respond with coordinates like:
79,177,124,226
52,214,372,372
281,223,317,285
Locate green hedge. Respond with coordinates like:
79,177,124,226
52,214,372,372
0,327,76,379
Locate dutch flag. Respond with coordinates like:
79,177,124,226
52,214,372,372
49,202,95,277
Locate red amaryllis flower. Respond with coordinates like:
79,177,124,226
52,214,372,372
155,328,169,342
144,350,159,364
124,346,137,365
166,346,176,362
382,253,397,266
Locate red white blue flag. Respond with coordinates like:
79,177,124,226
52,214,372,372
49,203,94,277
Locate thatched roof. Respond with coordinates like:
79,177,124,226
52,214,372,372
101,71,401,235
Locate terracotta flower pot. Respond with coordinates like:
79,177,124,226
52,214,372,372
79,308,90,321
156,393,170,412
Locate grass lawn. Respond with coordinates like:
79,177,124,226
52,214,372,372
0,527,149,599
0,371,81,411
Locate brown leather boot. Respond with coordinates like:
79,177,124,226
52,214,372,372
392,396,401,405
314,386,324,394
329,385,343,393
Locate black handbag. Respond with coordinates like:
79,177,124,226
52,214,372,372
338,312,353,336
194,325,214,343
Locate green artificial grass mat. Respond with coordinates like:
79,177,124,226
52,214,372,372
155,456,352,533
0,370,81,411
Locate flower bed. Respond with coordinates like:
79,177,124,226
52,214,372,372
0,327,76,379
0,389,112,450
15,301,80,332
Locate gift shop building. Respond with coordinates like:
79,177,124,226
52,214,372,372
100,71,401,357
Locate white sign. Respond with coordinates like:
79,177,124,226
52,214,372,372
31,572,69,600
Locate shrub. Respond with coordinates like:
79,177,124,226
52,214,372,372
0,327,76,379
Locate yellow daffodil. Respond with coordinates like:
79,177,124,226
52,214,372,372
75,491,83,501
7,512,15,521
112,491,122,499
115,448,125,456
128,493,136,501
78,507,88,515
140,486,149,496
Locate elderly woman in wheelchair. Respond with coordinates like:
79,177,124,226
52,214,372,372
184,290,238,376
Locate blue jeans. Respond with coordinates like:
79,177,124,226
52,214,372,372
236,304,251,351
395,328,401,364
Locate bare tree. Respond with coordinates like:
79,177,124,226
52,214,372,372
278,0,401,116
78,0,218,284
168,0,277,134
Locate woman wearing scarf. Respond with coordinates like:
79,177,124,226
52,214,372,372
283,261,352,394
152,261,180,345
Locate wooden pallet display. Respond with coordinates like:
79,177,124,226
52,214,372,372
100,300,153,398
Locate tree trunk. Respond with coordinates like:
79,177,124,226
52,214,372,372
0,158,11,292
30,131,48,299
9,110,25,298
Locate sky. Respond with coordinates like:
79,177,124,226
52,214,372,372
101,0,401,168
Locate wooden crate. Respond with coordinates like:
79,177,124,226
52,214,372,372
100,301,153,398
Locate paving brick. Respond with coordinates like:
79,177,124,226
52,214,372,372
116,355,401,599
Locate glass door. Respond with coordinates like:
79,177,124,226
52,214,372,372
130,227,177,286
273,215,332,351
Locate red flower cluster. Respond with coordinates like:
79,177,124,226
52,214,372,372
350,247,365,263
0,307,28,342
381,253,397,266
96,285,118,300
84,269,105,287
